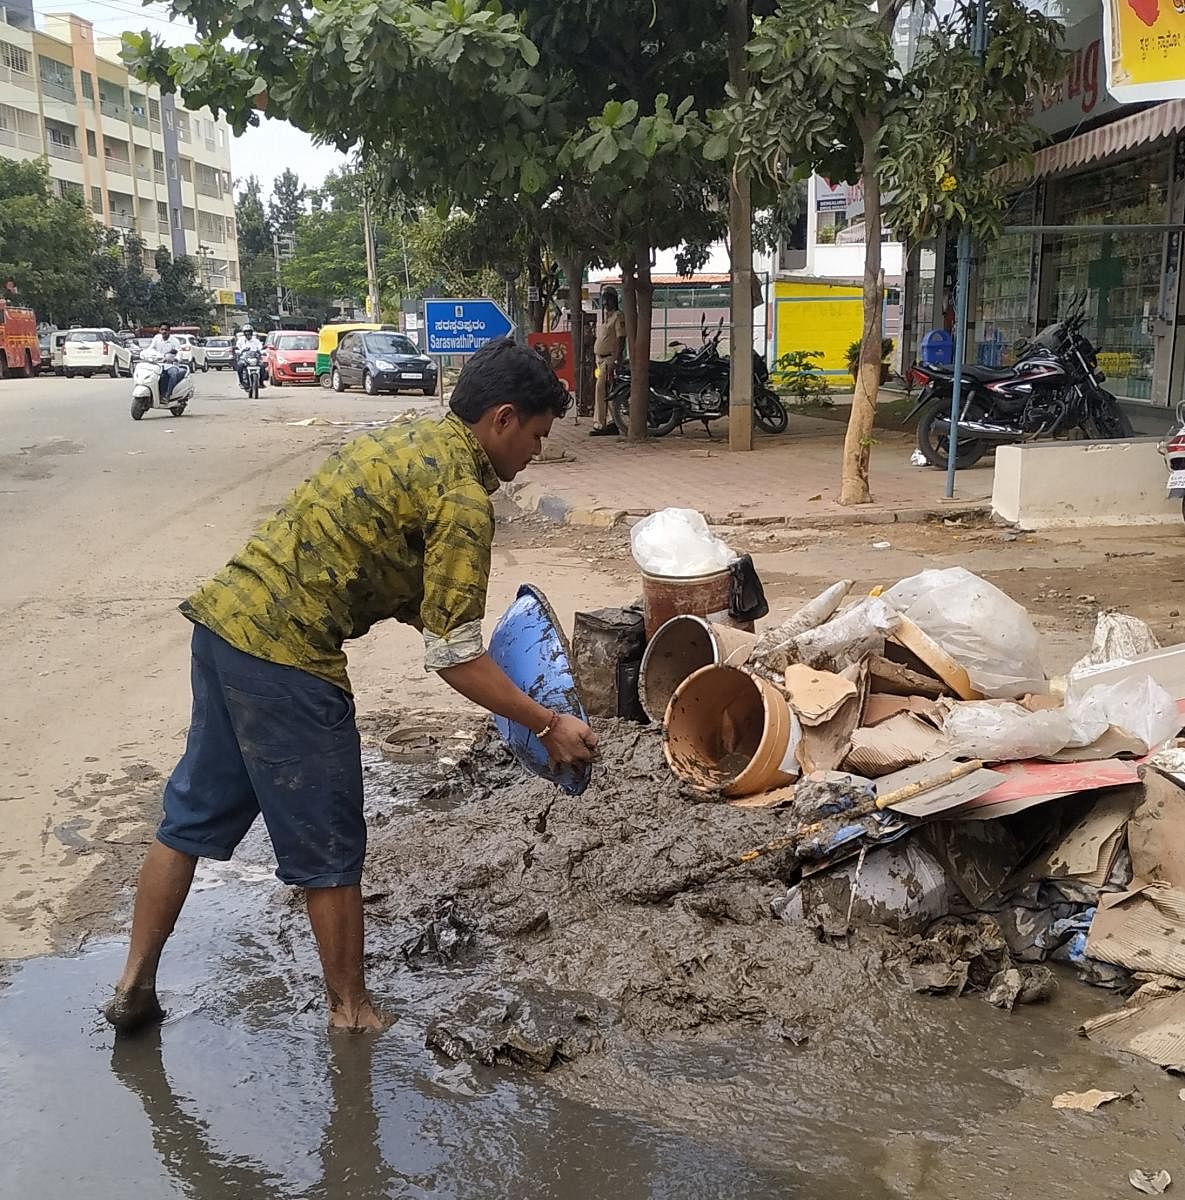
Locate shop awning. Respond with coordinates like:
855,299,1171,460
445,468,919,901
1029,99,1185,178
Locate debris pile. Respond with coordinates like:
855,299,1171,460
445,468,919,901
620,535,1185,1071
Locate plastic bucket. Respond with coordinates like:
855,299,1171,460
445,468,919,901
663,664,800,798
639,615,757,723
641,568,752,640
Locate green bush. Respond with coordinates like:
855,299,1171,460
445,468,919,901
772,348,831,404
846,337,894,376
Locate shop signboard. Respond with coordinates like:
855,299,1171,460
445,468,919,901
526,331,575,393
815,176,849,213
1103,0,1185,102
1033,10,1122,136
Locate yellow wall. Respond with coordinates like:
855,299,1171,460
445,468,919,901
772,279,863,375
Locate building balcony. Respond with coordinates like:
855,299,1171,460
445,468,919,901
176,126,190,143
1,65,35,91
99,98,125,120
110,212,135,230
195,179,221,199
104,157,131,175
135,164,153,181
40,78,75,104
47,141,81,162
130,110,148,129
154,168,165,185
149,117,161,133
157,219,170,234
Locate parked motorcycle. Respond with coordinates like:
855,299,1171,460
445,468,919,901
239,348,264,399
908,293,1134,470
1161,402,1185,524
608,316,788,437
130,349,193,420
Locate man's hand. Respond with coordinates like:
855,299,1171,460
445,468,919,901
540,713,598,768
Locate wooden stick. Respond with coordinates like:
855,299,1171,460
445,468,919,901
874,758,984,810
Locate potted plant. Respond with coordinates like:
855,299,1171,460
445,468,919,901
846,337,894,386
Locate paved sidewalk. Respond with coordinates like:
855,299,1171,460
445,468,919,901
510,410,994,527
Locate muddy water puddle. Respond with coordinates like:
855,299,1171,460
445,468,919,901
3,740,1184,1197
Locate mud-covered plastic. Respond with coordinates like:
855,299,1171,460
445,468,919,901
488,583,592,795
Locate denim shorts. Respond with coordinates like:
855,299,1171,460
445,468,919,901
157,623,365,888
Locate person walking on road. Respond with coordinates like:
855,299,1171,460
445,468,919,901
590,286,626,436
104,338,598,1035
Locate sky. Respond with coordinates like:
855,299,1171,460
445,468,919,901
36,1,349,199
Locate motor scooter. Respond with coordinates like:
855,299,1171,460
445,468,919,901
131,348,194,420
1161,402,1185,524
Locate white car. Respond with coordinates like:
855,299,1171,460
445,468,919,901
174,334,209,372
63,328,133,378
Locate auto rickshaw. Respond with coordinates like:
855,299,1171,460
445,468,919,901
316,322,397,387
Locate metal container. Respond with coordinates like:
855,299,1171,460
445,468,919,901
640,568,752,640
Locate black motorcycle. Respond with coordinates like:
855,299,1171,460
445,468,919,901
908,293,1134,470
608,316,788,437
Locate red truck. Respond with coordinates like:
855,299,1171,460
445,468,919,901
0,301,41,377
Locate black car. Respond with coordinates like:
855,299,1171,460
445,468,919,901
331,330,437,396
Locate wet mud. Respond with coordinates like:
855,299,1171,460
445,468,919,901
4,718,1185,1197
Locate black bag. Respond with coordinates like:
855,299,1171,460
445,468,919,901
728,554,768,623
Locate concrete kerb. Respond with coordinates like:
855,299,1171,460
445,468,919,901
503,480,990,530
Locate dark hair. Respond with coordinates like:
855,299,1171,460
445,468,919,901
449,337,571,423
602,287,619,310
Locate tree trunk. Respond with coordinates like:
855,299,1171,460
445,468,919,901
527,240,545,333
628,241,652,443
562,252,587,412
621,257,638,349
727,0,754,452
839,116,883,506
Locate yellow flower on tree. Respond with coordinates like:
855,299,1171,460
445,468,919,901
939,173,957,192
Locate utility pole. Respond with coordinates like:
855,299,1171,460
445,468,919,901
944,0,988,499
272,232,286,316
727,0,754,452
361,189,381,323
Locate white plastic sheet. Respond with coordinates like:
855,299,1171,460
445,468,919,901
630,508,737,577
884,567,1045,699
1068,675,1181,754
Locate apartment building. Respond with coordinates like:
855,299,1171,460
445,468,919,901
0,1,241,300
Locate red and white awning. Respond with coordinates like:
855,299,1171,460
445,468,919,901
1029,99,1185,177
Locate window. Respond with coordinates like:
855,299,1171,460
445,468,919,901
1,40,30,74
80,71,93,100
45,119,75,147
55,178,83,200
172,206,180,228
86,129,96,156
153,149,163,170
156,200,167,221
91,185,103,213
167,157,178,180
148,98,160,123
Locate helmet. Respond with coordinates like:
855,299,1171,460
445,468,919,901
241,324,254,335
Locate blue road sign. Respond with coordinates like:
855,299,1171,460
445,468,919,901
423,298,514,355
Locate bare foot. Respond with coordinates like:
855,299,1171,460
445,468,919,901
327,1000,394,1033
104,985,166,1034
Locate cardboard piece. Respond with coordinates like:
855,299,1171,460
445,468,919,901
783,665,858,726
843,712,946,777
868,655,947,700
796,661,866,775
1051,1089,1127,1112
889,616,981,701
729,785,796,810
874,754,1006,819
863,693,944,727
1020,787,1139,888
1086,882,1185,977
1082,990,1185,1072
1042,726,1149,763
958,793,1072,821
1129,769,1185,888
963,759,1142,810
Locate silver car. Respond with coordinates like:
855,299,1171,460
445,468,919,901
205,337,234,370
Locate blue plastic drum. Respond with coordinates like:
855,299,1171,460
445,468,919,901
487,584,592,795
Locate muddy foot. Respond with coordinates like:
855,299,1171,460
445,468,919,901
103,985,165,1034
328,1002,394,1033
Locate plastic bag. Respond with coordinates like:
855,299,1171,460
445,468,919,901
1066,675,1181,753
884,567,1045,699
944,701,1077,761
792,597,900,672
629,507,737,577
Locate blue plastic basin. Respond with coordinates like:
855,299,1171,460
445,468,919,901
487,584,591,795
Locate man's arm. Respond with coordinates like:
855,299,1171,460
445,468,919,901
439,654,596,767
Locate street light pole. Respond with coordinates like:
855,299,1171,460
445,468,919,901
944,0,988,500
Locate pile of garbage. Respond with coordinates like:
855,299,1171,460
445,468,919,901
582,509,1185,1073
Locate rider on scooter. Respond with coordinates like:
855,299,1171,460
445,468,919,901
234,325,266,392
149,323,185,400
